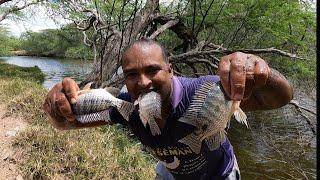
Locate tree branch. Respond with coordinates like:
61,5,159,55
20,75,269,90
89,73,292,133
149,19,179,39
0,1,41,22
289,100,316,135
0,0,11,6
169,47,306,62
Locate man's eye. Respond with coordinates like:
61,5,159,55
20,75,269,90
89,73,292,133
125,72,138,79
146,68,160,75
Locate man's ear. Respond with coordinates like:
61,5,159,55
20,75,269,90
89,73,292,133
168,63,173,73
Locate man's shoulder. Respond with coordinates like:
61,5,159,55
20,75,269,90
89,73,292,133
176,75,220,89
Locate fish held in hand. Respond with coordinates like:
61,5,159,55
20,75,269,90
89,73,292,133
134,91,162,136
178,81,248,154
73,88,135,123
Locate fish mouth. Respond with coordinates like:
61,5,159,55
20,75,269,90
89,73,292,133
139,87,159,95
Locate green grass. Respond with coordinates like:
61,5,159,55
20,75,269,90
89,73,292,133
0,61,45,84
0,63,156,179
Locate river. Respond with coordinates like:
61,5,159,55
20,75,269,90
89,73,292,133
0,56,92,89
0,56,316,179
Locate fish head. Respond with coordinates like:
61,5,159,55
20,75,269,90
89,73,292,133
135,91,162,121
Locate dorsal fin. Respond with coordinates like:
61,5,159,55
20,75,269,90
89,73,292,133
178,81,214,126
104,87,121,97
83,82,93,90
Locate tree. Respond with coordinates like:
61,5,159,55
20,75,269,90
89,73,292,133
0,0,44,22
45,0,315,88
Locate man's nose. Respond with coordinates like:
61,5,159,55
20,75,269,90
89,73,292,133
137,74,152,89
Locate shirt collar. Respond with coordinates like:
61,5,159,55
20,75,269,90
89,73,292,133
171,76,183,109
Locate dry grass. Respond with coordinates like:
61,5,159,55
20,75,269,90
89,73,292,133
0,63,156,179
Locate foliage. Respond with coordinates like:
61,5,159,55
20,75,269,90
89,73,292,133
0,27,21,56
0,64,156,179
20,24,93,59
65,45,94,60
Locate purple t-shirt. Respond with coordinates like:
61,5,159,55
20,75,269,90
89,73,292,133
110,75,235,180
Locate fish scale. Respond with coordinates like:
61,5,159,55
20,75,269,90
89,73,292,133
178,81,248,154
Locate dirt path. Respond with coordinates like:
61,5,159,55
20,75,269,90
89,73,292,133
0,105,26,180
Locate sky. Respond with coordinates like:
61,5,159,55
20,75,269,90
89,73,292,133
1,5,69,37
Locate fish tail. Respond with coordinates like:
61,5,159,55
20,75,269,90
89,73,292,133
205,131,226,151
178,134,202,154
234,107,249,128
148,118,161,136
116,100,135,121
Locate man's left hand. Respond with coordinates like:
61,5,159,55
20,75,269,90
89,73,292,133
218,52,270,101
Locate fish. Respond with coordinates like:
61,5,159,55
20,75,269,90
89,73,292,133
134,91,162,136
177,81,248,154
72,87,135,123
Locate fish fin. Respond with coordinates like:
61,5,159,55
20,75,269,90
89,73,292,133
178,81,214,127
77,89,91,96
148,118,161,136
104,87,121,97
139,110,148,127
177,116,198,127
205,131,226,151
178,133,202,154
116,100,135,121
233,108,249,128
83,82,93,91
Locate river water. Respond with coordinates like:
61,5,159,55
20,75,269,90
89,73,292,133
0,56,316,179
0,56,92,89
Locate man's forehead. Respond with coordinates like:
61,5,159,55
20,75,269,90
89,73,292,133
126,42,162,54
122,43,164,65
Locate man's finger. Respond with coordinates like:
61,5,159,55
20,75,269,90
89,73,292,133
56,92,75,122
243,56,255,99
62,78,80,104
230,55,246,100
254,58,270,87
218,56,231,98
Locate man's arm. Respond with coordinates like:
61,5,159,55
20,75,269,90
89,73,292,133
218,52,293,112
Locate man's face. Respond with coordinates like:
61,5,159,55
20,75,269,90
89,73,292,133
122,43,173,103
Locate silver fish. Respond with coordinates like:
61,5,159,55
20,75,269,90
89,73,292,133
73,88,135,123
134,91,162,136
178,81,248,154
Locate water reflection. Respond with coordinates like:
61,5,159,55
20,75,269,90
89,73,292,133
228,103,316,179
0,56,92,89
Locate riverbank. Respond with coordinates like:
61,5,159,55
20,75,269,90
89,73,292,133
0,63,155,179
10,50,94,60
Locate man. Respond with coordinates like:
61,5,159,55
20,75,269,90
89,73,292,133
43,38,293,179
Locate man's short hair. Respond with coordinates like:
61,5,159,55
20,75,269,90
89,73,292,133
122,38,169,64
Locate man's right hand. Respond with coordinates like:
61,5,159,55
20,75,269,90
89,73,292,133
43,78,79,129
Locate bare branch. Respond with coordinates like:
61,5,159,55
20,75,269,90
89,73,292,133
0,1,42,22
195,0,215,38
289,100,316,115
149,19,179,39
289,100,316,135
0,0,11,6
169,47,306,62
